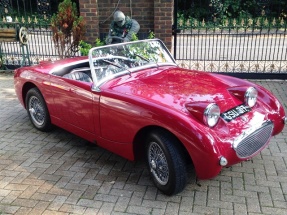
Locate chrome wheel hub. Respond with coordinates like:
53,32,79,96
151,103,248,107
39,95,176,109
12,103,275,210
150,159,157,170
28,96,45,126
148,142,169,185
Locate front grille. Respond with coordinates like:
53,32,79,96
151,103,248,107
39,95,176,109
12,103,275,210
233,121,274,158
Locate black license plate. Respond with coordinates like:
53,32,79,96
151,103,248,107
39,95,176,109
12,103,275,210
221,104,251,122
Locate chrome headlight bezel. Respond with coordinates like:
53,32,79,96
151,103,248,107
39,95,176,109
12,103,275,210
203,103,220,127
245,87,258,108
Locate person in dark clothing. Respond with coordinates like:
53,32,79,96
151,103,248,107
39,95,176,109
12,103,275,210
106,11,140,44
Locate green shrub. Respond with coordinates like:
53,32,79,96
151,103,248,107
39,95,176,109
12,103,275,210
51,0,86,58
79,32,155,56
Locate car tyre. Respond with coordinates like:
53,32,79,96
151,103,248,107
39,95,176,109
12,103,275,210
146,129,187,195
25,88,52,131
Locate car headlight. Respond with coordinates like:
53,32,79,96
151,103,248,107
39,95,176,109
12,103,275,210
245,87,258,108
204,103,220,127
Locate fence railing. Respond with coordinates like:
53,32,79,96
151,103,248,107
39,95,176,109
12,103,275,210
2,16,287,80
173,18,287,79
0,21,80,69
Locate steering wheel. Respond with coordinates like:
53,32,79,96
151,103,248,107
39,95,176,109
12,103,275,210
106,36,125,44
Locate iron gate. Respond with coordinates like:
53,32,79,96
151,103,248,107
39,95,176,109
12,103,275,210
173,0,287,79
0,0,80,69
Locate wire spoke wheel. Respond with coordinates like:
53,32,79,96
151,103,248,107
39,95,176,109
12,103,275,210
146,129,187,195
28,95,45,126
25,88,52,131
148,142,169,185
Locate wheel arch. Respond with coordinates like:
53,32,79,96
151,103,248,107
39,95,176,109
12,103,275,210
133,125,192,165
22,82,38,109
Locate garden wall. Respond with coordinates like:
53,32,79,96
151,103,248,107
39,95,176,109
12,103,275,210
79,0,173,50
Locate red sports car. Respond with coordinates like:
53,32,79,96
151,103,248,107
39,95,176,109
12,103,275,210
14,39,286,195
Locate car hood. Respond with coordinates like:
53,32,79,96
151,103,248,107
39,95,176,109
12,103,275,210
106,67,244,113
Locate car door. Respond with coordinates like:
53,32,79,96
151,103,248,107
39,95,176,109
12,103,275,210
50,76,100,135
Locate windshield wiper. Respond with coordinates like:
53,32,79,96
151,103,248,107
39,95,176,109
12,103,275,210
101,59,132,76
134,54,150,62
102,59,122,68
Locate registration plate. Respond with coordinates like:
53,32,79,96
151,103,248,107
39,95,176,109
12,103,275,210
221,104,251,122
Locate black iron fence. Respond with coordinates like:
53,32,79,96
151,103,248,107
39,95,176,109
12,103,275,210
0,0,81,69
173,17,287,79
0,21,81,69
0,0,79,20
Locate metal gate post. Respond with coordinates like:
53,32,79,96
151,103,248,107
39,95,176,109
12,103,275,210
173,0,178,59
0,43,3,69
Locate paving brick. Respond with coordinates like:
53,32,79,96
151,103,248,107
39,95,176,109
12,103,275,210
246,197,261,213
94,193,118,203
129,191,144,206
207,199,233,210
37,181,55,193
31,192,56,202
114,196,130,212
59,203,87,214
156,193,181,203
48,187,71,196
97,181,113,194
65,183,88,192
127,205,152,215
83,208,100,215
142,199,167,209
14,207,32,215
164,202,179,215
4,183,29,191
0,189,11,197
12,198,39,208
77,199,102,209
1,74,287,214
1,190,22,204
42,210,69,215
151,208,166,215
179,196,194,212
81,185,100,200
19,186,39,199
65,190,85,205
0,204,20,214
47,196,68,211
98,202,115,214
234,203,248,215
261,206,287,215
193,191,207,206
29,201,50,215
193,205,219,214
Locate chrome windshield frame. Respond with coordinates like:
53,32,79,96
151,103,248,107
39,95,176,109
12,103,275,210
88,39,177,92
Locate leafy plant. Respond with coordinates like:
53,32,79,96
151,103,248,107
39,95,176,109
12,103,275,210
131,33,139,41
178,0,287,24
51,0,86,59
79,40,92,56
95,38,105,47
78,31,157,56
148,31,155,39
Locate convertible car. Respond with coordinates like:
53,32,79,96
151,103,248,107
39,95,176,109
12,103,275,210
14,39,286,195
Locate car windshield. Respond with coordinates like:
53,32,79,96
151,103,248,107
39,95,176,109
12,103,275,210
89,39,176,90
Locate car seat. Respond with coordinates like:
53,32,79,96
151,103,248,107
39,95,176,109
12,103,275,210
63,68,92,82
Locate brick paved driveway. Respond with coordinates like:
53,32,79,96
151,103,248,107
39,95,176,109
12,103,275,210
0,72,286,215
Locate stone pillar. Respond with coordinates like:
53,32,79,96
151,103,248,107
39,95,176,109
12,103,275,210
79,0,99,43
154,0,173,50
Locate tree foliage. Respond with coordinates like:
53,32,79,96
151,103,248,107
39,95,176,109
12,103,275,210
51,0,85,59
178,0,287,21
